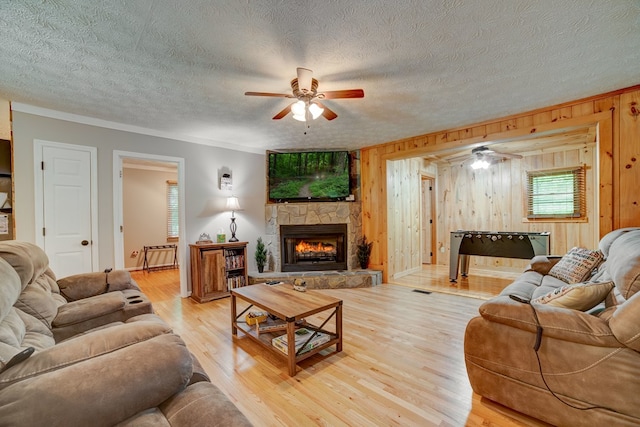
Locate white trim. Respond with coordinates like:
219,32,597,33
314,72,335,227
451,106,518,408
34,140,100,272
113,150,189,298
122,163,177,173
12,102,264,155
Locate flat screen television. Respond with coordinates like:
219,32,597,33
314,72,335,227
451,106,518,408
268,150,351,202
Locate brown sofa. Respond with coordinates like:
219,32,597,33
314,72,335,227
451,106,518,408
464,228,640,426
0,241,252,426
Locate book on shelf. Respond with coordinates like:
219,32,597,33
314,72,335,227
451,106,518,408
226,274,245,290
255,318,304,335
224,253,244,270
271,328,331,355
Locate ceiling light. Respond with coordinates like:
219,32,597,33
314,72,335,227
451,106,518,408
471,157,490,169
291,100,324,122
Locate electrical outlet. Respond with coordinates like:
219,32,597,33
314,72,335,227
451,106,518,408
131,250,139,258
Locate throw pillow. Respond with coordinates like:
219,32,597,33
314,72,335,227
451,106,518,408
548,247,604,284
532,280,614,311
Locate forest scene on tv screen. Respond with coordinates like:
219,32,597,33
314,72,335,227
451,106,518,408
269,151,350,200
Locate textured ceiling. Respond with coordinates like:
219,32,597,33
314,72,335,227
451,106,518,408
0,1,639,153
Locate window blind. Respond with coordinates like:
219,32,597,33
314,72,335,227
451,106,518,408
166,180,179,240
526,166,586,219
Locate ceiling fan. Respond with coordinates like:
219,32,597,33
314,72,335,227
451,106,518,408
449,146,523,169
244,67,364,121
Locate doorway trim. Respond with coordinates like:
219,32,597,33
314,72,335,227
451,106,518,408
33,139,99,272
113,151,188,298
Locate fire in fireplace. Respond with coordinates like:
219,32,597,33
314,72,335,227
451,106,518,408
295,240,336,261
280,224,347,272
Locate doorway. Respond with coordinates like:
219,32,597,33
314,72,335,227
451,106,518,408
421,175,436,265
113,151,188,297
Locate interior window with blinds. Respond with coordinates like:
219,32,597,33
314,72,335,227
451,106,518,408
526,166,586,219
166,180,179,241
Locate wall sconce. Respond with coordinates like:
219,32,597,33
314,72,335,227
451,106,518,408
225,196,242,242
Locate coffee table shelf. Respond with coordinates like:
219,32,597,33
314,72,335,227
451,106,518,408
231,283,343,376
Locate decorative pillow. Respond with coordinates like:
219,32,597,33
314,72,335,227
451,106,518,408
548,247,604,284
532,280,614,311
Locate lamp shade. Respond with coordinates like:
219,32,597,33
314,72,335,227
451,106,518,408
225,196,241,211
309,102,324,119
291,100,306,122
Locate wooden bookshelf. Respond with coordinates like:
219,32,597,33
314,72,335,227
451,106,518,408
189,241,248,303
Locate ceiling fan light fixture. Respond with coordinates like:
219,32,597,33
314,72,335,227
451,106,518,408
471,156,490,170
291,100,323,122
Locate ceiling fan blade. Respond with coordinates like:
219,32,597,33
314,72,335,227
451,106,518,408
492,152,523,160
315,102,337,121
319,89,364,99
272,104,292,120
296,68,313,92
245,91,293,98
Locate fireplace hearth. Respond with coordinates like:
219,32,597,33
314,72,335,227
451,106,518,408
280,224,347,272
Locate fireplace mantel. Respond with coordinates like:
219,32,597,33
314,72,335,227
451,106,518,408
265,202,362,272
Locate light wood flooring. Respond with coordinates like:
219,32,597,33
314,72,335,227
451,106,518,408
132,266,549,427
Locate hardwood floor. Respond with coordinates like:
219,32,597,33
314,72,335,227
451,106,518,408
132,266,549,427
389,264,521,300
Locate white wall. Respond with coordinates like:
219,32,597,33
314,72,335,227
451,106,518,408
11,111,266,277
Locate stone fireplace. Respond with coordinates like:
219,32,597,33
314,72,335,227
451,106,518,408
280,224,347,272
265,202,362,272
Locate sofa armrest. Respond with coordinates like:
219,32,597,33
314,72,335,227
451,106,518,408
57,270,140,301
0,333,193,427
478,296,621,347
609,291,640,351
53,292,126,328
0,319,171,388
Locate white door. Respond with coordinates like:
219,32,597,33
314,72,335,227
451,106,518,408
41,145,94,277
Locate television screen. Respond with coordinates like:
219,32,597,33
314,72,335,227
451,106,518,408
268,151,350,201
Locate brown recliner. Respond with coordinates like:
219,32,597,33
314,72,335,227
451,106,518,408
0,241,252,426
0,240,154,341
464,228,640,427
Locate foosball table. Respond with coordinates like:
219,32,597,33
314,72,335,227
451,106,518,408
449,231,551,282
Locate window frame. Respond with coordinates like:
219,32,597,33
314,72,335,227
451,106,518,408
525,165,587,221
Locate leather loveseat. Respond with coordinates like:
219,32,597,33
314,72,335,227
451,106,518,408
464,228,640,426
0,241,252,426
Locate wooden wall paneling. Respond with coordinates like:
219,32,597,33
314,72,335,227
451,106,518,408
361,148,386,275
386,158,424,278
619,90,640,228
410,159,422,271
515,115,534,130
386,160,397,276
552,107,573,122
598,109,615,234
572,101,595,118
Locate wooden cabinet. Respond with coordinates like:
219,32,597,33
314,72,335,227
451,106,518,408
189,241,248,303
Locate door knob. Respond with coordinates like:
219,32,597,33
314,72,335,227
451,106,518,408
81,240,89,246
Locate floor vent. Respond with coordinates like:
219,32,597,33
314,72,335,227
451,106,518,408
412,289,432,295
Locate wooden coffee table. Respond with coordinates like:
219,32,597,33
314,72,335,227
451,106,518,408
231,283,343,376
